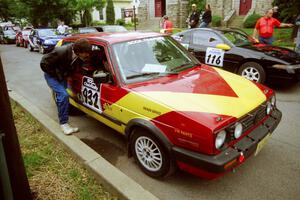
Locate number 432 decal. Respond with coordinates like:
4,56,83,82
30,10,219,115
81,76,102,113
205,47,224,67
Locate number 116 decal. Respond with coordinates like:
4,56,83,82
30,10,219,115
205,47,224,67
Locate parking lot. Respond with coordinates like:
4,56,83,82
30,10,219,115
1,44,300,200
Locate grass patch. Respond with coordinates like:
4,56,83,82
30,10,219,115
11,102,117,200
242,28,295,47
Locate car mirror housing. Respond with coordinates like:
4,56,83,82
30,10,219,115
216,44,231,51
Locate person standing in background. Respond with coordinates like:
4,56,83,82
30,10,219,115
253,9,293,45
199,4,212,28
295,14,300,54
57,21,69,34
162,15,173,34
189,4,200,29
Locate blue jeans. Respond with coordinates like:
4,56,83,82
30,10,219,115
199,22,209,28
259,36,274,45
44,73,69,124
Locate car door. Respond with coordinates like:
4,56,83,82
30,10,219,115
68,42,125,129
189,30,237,72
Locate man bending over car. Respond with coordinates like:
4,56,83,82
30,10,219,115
40,38,92,135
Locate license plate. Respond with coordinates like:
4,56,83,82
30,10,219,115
255,133,271,156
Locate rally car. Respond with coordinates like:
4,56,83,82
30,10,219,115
56,32,282,179
28,28,68,54
173,28,300,83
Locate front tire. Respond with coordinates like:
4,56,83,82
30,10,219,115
238,62,266,83
130,128,173,178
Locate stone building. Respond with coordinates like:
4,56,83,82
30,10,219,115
207,0,273,26
137,0,190,28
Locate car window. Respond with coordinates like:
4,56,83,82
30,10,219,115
39,29,56,37
223,31,251,47
102,26,127,32
192,30,223,47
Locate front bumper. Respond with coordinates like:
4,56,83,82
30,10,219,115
172,108,282,173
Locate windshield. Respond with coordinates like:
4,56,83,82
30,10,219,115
223,31,251,47
103,26,127,32
39,29,56,37
112,36,198,83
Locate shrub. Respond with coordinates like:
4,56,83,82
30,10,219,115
106,0,115,25
243,14,262,28
91,20,106,26
116,19,125,26
212,15,222,27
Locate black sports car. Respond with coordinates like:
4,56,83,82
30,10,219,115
173,28,300,83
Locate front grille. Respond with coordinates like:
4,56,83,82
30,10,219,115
240,103,267,132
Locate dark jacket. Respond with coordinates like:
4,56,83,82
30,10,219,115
202,10,212,24
40,44,74,80
189,11,200,28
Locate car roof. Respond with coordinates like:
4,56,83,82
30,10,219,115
66,31,163,44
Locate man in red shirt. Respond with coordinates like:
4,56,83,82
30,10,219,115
253,9,293,45
162,15,173,34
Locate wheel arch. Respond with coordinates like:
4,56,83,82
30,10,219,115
235,58,265,73
125,118,173,157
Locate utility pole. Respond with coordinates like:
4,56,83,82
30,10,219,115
0,56,32,200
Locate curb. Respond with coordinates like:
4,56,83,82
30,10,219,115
9,90,159,200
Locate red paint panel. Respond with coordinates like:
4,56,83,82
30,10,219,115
100,84,129,106
129,65,238,97
151,111,236,155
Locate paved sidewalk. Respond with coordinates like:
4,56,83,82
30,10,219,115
9,90,159,200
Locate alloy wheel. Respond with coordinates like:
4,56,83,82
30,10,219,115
135,136,163,172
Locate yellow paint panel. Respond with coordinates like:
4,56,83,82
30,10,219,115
69,98,126,134
113,92,173,123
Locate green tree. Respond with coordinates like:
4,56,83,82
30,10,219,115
188,0,206,13
0,0,11,21
272,0,300,22
76,0,106,26
106,0,115,25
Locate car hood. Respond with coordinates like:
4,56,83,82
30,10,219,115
243,44,300,64
126,65,268,129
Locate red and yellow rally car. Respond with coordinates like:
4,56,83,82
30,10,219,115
57,32,282,179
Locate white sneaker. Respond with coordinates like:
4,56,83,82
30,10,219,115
60,123,79,135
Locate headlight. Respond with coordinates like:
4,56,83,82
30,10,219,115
215,130,226,149
234,122,243,139
266,101,272,115
271,95,276,106
44,40,53,45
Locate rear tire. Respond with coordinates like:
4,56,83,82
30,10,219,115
238,62,266,83
130,128,174,178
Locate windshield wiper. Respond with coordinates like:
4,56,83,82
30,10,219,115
171,62,195,72
126,72,177,80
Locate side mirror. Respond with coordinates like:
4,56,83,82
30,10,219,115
216,43,231,51
93,71,112,84
93,71,108,79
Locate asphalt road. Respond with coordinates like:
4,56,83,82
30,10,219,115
1,44,300,200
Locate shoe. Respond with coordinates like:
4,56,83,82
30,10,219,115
60,123,79,135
